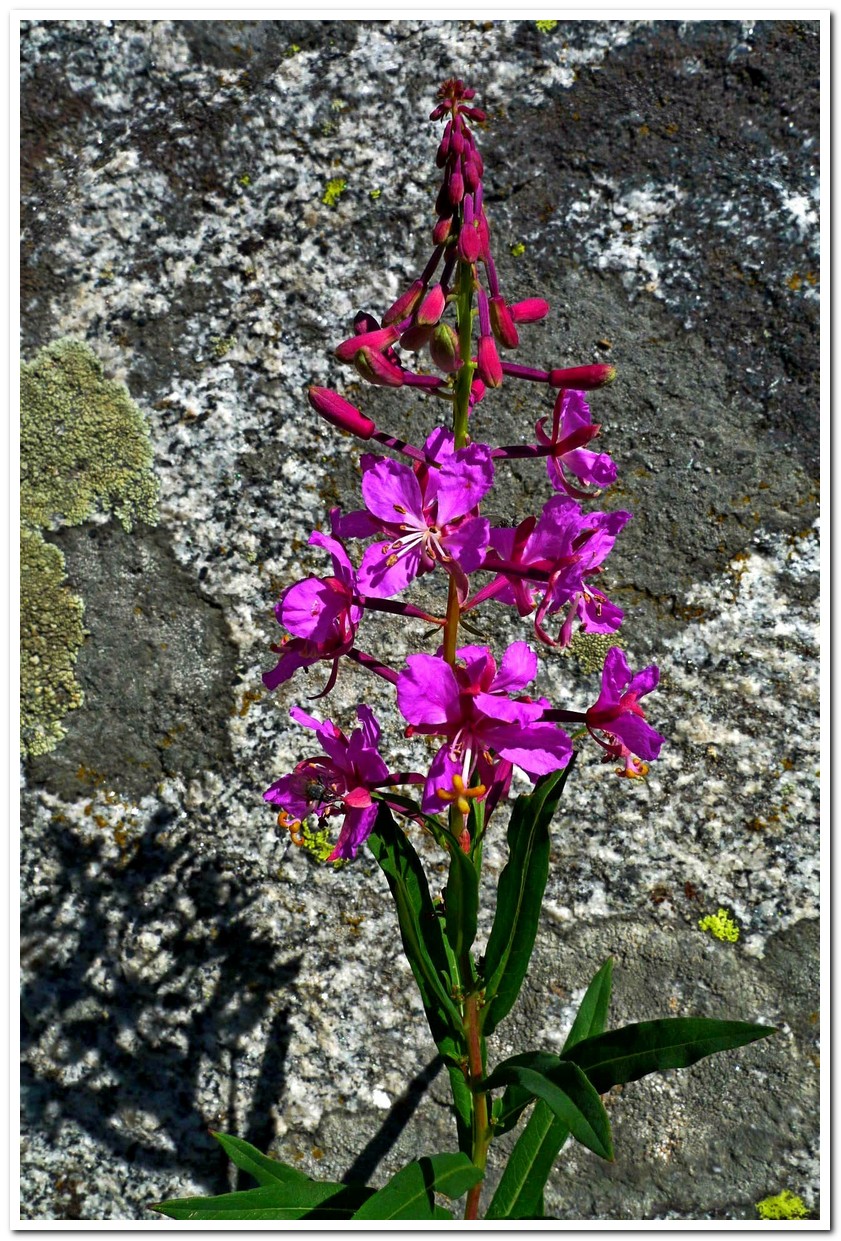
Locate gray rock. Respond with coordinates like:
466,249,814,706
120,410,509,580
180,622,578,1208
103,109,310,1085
20,18,819,1221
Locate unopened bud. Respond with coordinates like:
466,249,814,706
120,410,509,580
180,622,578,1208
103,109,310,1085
382,280,424,326
463,157,481,192
416,282,447,327
429,323,462,373
335,324,399,363
429,103,448,121
477,334,503,387
399,321,435,352
308,387,375,439
476,211,490,253
510,298,550,324
489,296,519,349
549,364,616,391
436,120,452,168
450,126,465,156
458,224,481,264
354,348,405,387
353,311,380,334
432,216,452,245
462,106,487,122
448,170,465,205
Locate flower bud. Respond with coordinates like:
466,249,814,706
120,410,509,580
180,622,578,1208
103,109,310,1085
354,348,405,386
510,298,550,323
415,282,446,327
462,106,487,122
458,223,481,263
429,103,448,121
477,334,503,387
549,364,616,390
382,280,424,326
450,125,465,156
399,321,435,351
489,296,520,348
435,182,451,217
353,311,380,334
463,156,481,192
429,322,462,373
432,216,452,245
476,211,490,253
448,169,465,205
436,120,452,167
335,324,399,363
308,387,375,439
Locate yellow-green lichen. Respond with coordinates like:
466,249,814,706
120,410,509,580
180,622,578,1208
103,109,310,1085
20,338,160,756
565,630,619,675
322,178,347,208
756,1190,809,1220
699,908,740,942
21,339,159,533
535,19,558,33
299,820,346,868
511,242,526,257
20,527,86,758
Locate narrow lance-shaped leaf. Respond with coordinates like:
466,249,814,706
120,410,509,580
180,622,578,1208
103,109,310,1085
443,833,479,967
154,1182,376,1221
562,1017,776,1094
482,759,576,1036
481,1055,613,1162
367,803,463,1055
211,1132,311,1187
562,957,614,1052
351,1153,483,1220
486,1101,569,1220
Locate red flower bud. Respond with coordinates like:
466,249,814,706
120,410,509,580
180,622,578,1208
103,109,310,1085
477,334,503,387
354,348,405,387
448,170,465,205
510,298,550,323
429,103,448,121
476,211,490,253
335,324,399,363
432,216,452,245
549,364,616,391
382,280,424,326
450,126,465,156
436,120,452,167
429,323,462,373
462,157,481,192
399,321,435,352
458,224,481,264
308,387,376,439
489,296,520,349
415,282,447,327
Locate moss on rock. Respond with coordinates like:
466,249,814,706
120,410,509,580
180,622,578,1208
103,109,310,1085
21,338,158,532
20,527,86,758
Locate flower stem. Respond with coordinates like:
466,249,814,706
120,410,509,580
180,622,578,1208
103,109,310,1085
463,993,490,1220
442,260,476,667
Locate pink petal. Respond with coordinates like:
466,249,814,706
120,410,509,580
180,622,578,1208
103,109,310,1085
357,540,423,598
492,641,538,694
441,516,490,575
421,744,462,816
397,654,460,728
362,457,424,525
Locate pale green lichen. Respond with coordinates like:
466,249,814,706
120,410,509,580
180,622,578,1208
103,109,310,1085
20,527,86,758
322,178,347,208
756,1190,809,1220
535,19,558,33
20,338,160,755
699,908,740,942
21,338,158,532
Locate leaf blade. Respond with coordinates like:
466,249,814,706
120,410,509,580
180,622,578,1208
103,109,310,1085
486,1101,569,1220
154,1182,374,1221
481,1058,613,1161
351,1153,482,1220
562,957,614,1052
481,760,576,1036
562,1017,776,1093
211,1132,310,1188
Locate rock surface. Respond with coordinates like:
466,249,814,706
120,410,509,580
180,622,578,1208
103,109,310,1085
20,19,820,1221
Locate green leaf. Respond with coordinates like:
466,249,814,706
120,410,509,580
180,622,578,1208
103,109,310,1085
562,958,614,1052
351,1153,482,1220
486,1101,569,1219
211,1132,310,1187
153,1182,375,1220
443,835,479,966
481,1056,613,1161
562,1018,776,1094
367,803,463,1054
447,1063,474,1155
493,1051,563,1137
481,759,576,1036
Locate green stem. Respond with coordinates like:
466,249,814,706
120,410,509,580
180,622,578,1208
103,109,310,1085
442,260,475,667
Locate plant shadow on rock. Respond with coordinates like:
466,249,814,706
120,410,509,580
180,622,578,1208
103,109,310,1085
21,804,301,1202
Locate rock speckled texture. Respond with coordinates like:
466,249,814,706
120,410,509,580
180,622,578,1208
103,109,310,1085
20,19,819,1221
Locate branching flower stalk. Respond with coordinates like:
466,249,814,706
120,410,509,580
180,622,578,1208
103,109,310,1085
155,77,775,1226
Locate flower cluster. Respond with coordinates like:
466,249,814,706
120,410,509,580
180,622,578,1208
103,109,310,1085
264,79,664,859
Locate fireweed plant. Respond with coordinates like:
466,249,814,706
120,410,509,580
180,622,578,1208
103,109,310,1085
156,80,773,1223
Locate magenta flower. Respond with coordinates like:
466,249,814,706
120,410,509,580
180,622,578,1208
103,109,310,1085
535,389,617,497
585,647,665,777
265,704,417,860
397,641,573,816
262,530,361,696
334,428,494,600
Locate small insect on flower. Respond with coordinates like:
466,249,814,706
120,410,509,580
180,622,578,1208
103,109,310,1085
304,777,335,810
